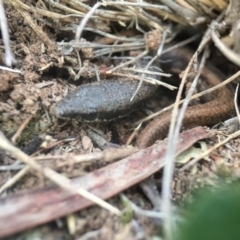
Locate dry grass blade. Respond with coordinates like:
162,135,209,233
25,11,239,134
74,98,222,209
1,0,239,238
9,0,56,47
0,0,15,65
179,129,240,172
179,82,240,172
0,131,121,216
135,70,240,126
0,127,207,238
0,166,30,194
211,29,240,67
161,12,226,239
0,147,137,193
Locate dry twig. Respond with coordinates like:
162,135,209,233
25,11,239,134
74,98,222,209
0,131,121,215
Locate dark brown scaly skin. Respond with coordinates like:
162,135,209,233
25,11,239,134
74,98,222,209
136,48,235,148
54,78,157,121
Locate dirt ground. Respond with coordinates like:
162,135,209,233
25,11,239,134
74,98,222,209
1,1,240,239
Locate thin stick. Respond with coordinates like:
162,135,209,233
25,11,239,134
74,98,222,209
161,13,225,238
11,115,33,144
102,1,169,11
0,166,30,194
235,84,240,124
0,66,21,73
0,0,15,65
84,27,141,42
111,72,176,90
135,70,240,125
122,67,171,77
126,123,142,146
211,29,240,67
107,50,148,74
0,131,121,215
161,48,198,240
179,81,240,173
130,29,167,102
75,2,101,41
174,47,208,142
179,130,240,172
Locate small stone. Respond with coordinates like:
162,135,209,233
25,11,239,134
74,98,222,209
82,136,92,151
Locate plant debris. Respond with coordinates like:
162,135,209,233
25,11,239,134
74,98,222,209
1,0,240,239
